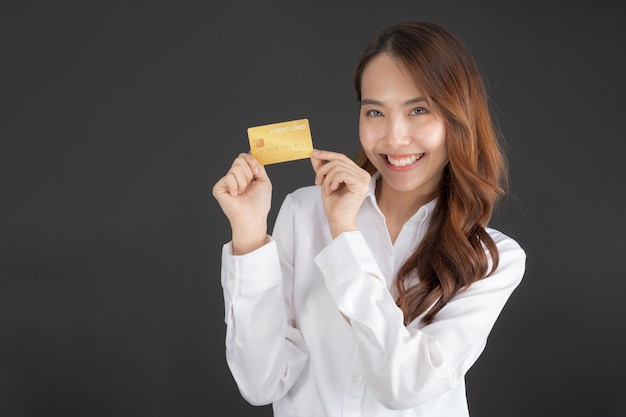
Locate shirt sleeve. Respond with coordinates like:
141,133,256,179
220,197,309,406
314,230,526,409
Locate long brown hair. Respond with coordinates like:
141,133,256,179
353,21,508,325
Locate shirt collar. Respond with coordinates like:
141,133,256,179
366,172,438,225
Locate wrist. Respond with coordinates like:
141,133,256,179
232,233,269,255
231,221,268,255
329,222,358,240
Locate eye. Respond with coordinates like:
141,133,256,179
410,107,428,115
364,109,384,117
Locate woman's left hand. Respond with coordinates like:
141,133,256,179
311,149,371,239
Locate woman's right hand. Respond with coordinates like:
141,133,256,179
212,153,272,254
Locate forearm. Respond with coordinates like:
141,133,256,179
220,241,308,405
314,231,525,408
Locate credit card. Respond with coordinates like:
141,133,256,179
247,118,313,165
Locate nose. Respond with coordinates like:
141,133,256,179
384,115,411,147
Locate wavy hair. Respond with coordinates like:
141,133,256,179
353,21,508,325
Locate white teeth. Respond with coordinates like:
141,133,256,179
387,154,419,166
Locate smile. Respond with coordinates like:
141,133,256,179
385,154,424,167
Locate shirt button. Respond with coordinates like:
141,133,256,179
227,272,235,281
353,374,363,384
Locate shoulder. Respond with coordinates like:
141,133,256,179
486,227,524,252
484,226,526,279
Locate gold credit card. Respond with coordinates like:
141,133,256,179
247,118,313,165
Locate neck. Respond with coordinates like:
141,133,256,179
376,179,436,243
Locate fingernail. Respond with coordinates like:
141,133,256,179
313,149,320,155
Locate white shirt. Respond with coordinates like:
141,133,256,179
220,175,526,416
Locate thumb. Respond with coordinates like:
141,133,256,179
253,161,270,183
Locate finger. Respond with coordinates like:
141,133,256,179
213,172,240,198
223,173,241,197
313,150,357,173
310,159,327,186
326,163,372,196
312,149,352,164
238,153,262,176
239,153,275,185
314,160,359,188
229,162,255,195
310,151,326,174
320,166,349,194
232,153,260,174
212,176,229,199
224,153,261,195
310,149,330,186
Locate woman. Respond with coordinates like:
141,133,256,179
212,20,526,416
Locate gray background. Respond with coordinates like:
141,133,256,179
1,1,625,416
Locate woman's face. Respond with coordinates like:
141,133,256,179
359,53,448,199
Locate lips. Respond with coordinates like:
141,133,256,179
385,153,424,167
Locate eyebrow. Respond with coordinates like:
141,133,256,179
360,97,427,106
